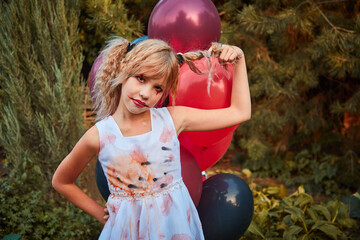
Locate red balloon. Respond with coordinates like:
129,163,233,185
170,58,237,146
179,132,233,171
180,146,203,206
88,53,103,103
148,0,221,53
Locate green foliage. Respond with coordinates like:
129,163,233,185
221,0,360,196
242,185,358,240
79,0,144,70
0,0,100,238
0,173,101,239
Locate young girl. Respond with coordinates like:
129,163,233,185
52,37,250,239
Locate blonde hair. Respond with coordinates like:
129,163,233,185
93,37,223,119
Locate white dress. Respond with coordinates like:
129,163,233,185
96,107,204,240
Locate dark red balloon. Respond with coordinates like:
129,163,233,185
179,132,233,171
148,0,221,53
180,146,203,206
170,58,237,146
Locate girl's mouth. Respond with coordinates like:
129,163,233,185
130,97,148,108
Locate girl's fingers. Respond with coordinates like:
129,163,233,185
104,208,109,221
219,45,242,63
228,52,238,61
219,45,231,60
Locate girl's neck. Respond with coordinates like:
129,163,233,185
112,109,152,137
112,108,150,122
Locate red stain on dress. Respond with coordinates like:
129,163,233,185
160,127,174,143
106,134,116,144
99,133,116,153
121,229,129,239
187,208,191,227
155,174,174,190
161,193,173,216
106,146,155,193
130,145,148,164
171,233,193,240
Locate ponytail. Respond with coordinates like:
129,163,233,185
94,38,130,119
179,42,225,94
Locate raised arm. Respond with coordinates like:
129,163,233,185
52,126,106,223
169,44,251,135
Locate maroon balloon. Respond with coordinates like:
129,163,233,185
180,146,203,206
88,53,103,103
148,0,221,53
179,132,233,171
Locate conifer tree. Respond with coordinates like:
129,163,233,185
80,0,144,73
0,0,99,237
218,0,360,195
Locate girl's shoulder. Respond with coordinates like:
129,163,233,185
77,125,100,154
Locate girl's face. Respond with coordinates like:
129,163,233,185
119,74,166,115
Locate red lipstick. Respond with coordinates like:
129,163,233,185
130,97,148,108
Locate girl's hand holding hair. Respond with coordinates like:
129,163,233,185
208,44,244,65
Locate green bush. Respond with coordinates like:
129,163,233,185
243,185,358,239
0,172,101,239
0,0,102,238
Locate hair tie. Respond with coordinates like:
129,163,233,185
126,42,136,53
176,53,184,65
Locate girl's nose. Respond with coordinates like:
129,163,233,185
139,86,151,100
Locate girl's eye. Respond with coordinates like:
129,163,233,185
155,86,163,93
136,76,145,82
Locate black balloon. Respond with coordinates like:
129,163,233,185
95,159,110,200
197,173,254,240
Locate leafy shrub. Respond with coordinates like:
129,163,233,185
243,185,358,239
0,160,102,239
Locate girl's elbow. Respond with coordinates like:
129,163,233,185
52,175,60,190
245,111,251,121
236,111,251,124
240,114,251,123
52,173,64,191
